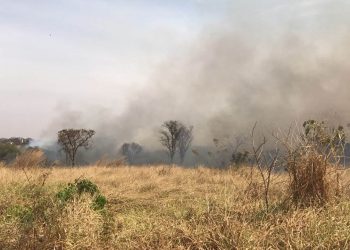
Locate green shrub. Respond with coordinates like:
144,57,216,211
56,178,107,210
56,183,77,203
93,194,108,211
76,179,99,196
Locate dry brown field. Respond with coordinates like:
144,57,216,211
1,164,350,249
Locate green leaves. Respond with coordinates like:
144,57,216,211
76,179,99,196
56,178,107,211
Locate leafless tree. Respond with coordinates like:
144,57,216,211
159,120,183,163
120,142,142,164
178,125,193,164
250,122,280,212
57,129,95,166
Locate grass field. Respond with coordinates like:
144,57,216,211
1,164,350,249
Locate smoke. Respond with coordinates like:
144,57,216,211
40,1,350,164
116,33,350,142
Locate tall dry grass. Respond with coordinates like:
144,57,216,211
1,164,350,249
11,149,47,169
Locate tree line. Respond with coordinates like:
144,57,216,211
1,119,348,167
56,120,194,166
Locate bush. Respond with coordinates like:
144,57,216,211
93,195,108,210
57,178,107,210
284,120,344,207
76,179,99,196
0,175,111,249
0,143,19,163
56,182,78,203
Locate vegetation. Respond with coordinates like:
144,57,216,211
57,129,95,166
11,148,47,169
159,120,193,164
210,136,249,167
230,150,249,165
1,165,350,249
0,120,349,248
0,143,19,162
178,125,193,164
120,142,143,164
56,178,107,211
159,120,184,163
281,120,346,207
0,137,31,146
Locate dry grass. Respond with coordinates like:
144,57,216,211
1,165,350,249
11,149,47,169
287,148,337,207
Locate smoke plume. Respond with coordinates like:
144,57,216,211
42,2,350,164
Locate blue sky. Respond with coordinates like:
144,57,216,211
0,0,348,138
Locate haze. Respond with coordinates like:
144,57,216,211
1,0,349,150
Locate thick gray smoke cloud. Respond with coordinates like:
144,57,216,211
42,3,350,164
111,33,350,143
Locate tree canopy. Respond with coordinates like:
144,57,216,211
57,129,95,166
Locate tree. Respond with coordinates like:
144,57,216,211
120,142,143,164
0,143,20,163
159,120,183,163
0,137,31,146
57,129,95,166
178,125,193,164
